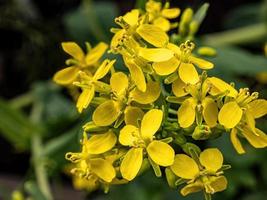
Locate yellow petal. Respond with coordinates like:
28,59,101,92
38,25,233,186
153,17,170,32
136,24,169,47
167,43,181,55
90,158,115,182
199,148,223,172
208,77,238,98
124,106,144,127
190,56,214,69
53,66,79,85
172,77,188,97
119,125,139,146
146,0,161,13
123,9,139,26
245,110,256,133
141,109,163,141
209,176,228,193
110,72,129,96
85,42,108,66
147,141,174,166
120,148,143,181
242,127,267,148
178,62,199,84
218,101,242,129
93,100,121,126
76,86,95,113
153,57,179,75
93,59,115,80
131,81,161,104
138,47,174,62
125,59,146,92
178,98,196,128
170,154,199,179
202,97,218,128
248,99,267,118
111,29,125,49
180,180,203,196
161,8,180,19
86,131,117,154
230,128,245,154
61,42,84,61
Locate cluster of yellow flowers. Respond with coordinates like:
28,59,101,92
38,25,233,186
53,1,267,199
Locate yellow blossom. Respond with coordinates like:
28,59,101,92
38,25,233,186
53,42,108,85
145,0,180,32
92,72,160,126
153,41,214,84
111,9,174,91
170,148,227,196
65,132,117,184
209,78,267,153
111,9,169,50
74,59,115,113
172,78,218,130
119,109,175,181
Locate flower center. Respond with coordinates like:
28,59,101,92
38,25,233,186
236,88,258,107
179,40,195,63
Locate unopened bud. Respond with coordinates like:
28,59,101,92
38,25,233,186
182,142,201,156
189,20,199,36
192,125,212,140
197,46,217,57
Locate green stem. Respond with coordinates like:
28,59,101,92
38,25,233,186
30,103,53,200
203,192,212,200
202,23,267,46
9,93,33,109
168,108,177,115
167,117,177,122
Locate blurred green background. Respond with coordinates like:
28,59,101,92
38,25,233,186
0,0,267,199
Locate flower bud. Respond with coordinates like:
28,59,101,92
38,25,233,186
197,46,217,57
192,125,212,140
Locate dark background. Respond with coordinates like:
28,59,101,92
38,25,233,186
0,0,266,200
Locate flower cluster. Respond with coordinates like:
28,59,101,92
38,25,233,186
53,1,267,199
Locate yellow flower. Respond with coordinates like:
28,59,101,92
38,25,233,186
92,72,160,126
208,78,267,153
112,9,169,49
71,163,100,192
170,148,227,196
145,0,180,32
65,131,117,183
153,41,214,84
53,42,108,85
74,59,115,113
119,109,175,181
173,78,218,130
111,9,174,91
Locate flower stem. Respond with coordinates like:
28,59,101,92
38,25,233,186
202,23,267,46
9,92,33,109
168,108,177,115
30,103,53,200
204,191,212,200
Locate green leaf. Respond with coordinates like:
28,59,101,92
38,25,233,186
63,1,118,44
43,125,81,157
31,82,79,136
208,46,267,83
224,3,261,29
0,99,39,150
